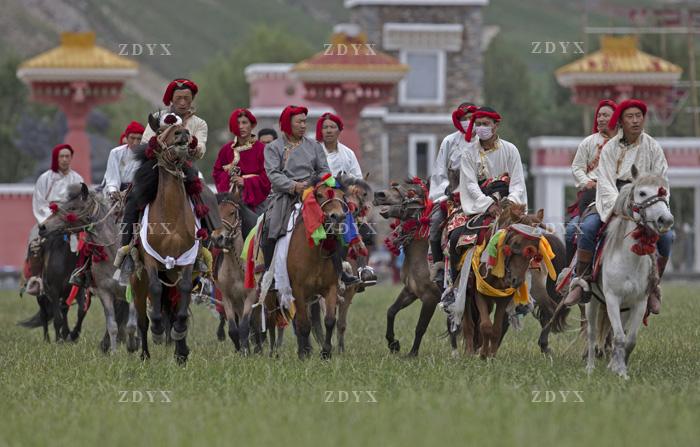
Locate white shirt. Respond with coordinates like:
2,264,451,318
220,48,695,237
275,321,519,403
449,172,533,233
322,141,362,178
458,138,527,215
32,169,84,223
571,132,613,188
429,131,465,202
103,144,140,194
595,131,669,222
141,111,208,159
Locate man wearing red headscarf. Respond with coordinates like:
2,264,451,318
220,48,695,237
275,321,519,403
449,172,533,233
22,144,85,296
564,100,617,262
212,108,270,208
140,78,208,158
103,121,145,201
429,102,476,289
563,99,673,314
261,105,359,287
316,112,362,178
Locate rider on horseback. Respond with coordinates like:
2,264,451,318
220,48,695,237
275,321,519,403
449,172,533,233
429,102,476,290
103,121,145,202
563,99,674,314
440,106,528,307
261,105,360,288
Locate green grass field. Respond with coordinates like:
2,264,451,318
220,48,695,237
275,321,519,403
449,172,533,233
1,282,698,447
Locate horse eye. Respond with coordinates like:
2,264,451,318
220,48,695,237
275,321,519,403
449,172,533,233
639,191,647,197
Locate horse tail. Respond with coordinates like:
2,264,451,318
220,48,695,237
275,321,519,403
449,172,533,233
17,306,53,328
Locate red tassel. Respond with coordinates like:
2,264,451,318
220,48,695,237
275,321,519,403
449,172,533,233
503,245,512,256
325,189,335,199
196,228,208,240
164,114,177,125
65,213,78,223
148,136,158,149
145,146,155,160
49,203,59,214
189,135,198,150
195,204,209,218
658,186,667,197
66,285,80,307
186,178,203,195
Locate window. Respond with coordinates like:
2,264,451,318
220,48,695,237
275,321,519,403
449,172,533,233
399,50,445,106
408,134,437,179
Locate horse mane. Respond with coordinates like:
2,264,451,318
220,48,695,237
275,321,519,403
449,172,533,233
337,173,372,194
132,142,150,164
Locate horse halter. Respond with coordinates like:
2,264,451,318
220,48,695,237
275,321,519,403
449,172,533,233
387,183,425,220
218,198,242,248
499,225,542,277
629,185,669,229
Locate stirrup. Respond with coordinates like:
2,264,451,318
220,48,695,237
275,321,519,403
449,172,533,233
358,266,377,287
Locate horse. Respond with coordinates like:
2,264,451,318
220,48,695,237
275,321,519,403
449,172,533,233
584,166,674,378
211,189,269,356
373,178,441,357
129,114,208,364
38,183,139,354
18,232,89,343
262,175,349,359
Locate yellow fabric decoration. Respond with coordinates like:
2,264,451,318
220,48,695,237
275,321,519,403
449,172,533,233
471,242,530,305
538,236,557,280
301,187,314,202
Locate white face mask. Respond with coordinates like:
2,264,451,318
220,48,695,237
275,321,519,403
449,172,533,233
475,125,493,141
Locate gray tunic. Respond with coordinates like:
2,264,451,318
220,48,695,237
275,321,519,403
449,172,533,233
263,136,330,240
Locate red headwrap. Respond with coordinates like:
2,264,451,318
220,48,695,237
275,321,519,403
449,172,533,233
608,99,647,130
279,105,308,136
316,112,344,142
592,99,617,133
452,105,478,135
465,108,502,142
51,144,74,173
124,121,145,138
228,108,257,137
162,79,199,106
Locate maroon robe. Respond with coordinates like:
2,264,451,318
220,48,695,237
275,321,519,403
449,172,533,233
212,140,271,209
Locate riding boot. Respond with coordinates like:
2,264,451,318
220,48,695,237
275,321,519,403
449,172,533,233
647,255,668,315
356,255,377,290
562,248,594,306
332,249,361,286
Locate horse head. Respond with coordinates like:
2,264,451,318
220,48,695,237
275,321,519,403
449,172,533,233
337,172,373,221
148,111,194,168
621,165,674,234
310,174,347,233
496,224,545,289
38,183,100,238
211,192,242,248
497,200,544,228
373,177,429,221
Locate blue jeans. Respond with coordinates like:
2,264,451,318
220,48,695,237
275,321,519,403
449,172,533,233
579,212,674,257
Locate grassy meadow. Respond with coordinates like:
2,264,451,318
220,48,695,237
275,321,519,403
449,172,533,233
0,282,698,447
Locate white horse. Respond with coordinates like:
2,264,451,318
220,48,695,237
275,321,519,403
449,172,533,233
586,166,674,378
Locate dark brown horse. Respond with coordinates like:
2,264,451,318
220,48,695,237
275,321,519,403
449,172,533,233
373,178,441,357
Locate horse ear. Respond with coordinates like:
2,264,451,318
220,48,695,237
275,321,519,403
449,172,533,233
364,171,371,181
80,182,89,201
148,112,160,133
631,164,639,180
536,209,544,221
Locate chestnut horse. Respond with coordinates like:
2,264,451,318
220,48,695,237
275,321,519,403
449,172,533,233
262,176,349,359
129,116,202,364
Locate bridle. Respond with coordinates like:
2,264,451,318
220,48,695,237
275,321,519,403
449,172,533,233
628,185,669,231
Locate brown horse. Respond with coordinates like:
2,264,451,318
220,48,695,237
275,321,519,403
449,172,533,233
373,178,441,357
211,189,271,355
461,215,546,358
129,117,201,364
271,177,348,359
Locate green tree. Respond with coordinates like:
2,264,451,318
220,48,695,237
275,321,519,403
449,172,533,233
0,57,35,182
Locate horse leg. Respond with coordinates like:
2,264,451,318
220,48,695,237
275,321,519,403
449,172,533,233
133,279,150,360
321,287,338,360
386,287,417,354
172,267,193,365
146,265,165,344
490,300,509,357
475,294,493,359
69,290,87,342
622,301,646,366
336,295,351,354
310,299,325,347
38,294,50,342
603,294,628,379
462,300,476,355
221,291,240,351
100,293,119,354
126,300,139,353
216,312,226,341
407,291,439,357
294,298,313,360
585,301,600,374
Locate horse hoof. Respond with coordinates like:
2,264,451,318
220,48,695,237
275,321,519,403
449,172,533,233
388,340,400,353
240,347,250,357
217,330,226,342
175,354,188,366
152,330,165,345
320,350,332,360
140,350,150,361
99,339,110,353
451,349,459,359
68,332,80,342
171,326,188,341
127,336,139,353
405,351,418,359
